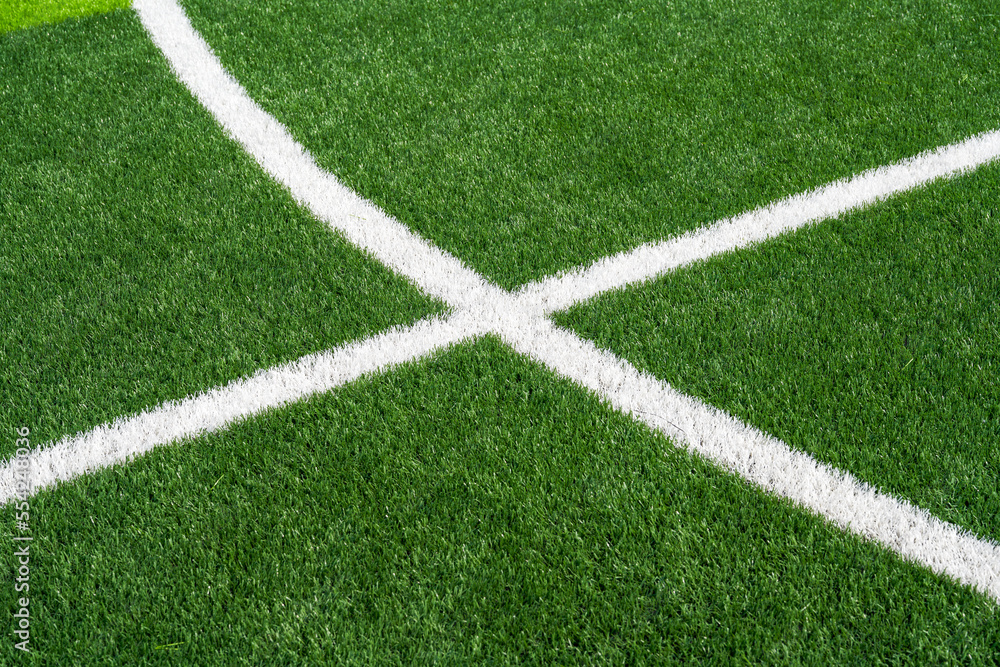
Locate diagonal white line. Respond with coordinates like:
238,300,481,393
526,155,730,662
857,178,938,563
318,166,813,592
7,0,999,605
518,130,1000,313
0,314,483,504
497,317,1000,601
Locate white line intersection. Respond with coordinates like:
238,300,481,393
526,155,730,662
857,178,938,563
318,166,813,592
3,0,999,603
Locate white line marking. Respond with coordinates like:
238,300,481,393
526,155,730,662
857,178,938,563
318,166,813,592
498,317,1000,601
518,130,1000,313
132,0,499,310
0,314,483,504
9,0,1000,603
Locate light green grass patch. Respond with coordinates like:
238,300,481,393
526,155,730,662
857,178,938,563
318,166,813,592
557,164,1000,543
0,11,441,459
7,338,999,664
178,0,1000,288
0,0,130,33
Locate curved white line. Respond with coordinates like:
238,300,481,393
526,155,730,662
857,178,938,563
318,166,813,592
133,0,500,310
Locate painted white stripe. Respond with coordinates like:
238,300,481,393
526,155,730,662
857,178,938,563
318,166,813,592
518,130,1000,313
498,317,1000,601
12,0,992,605
132,0,500,310
0,314,483,504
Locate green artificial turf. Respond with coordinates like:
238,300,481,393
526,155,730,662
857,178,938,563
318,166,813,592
4,1,999,663
557,163,1000,544
6,338,998,664
0,0,130,32
178,0,1000,288
0,11,441,459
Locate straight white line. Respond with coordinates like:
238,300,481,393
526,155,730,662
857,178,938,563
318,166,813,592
14,0,996,605
518,130,1000,313
132,0,500,310
499,317,1000,601
0,314,483,504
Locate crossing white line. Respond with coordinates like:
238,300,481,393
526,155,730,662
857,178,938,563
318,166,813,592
517,129,1000,312
499,317,1000,601
0,314,483,504
7,0,999,604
